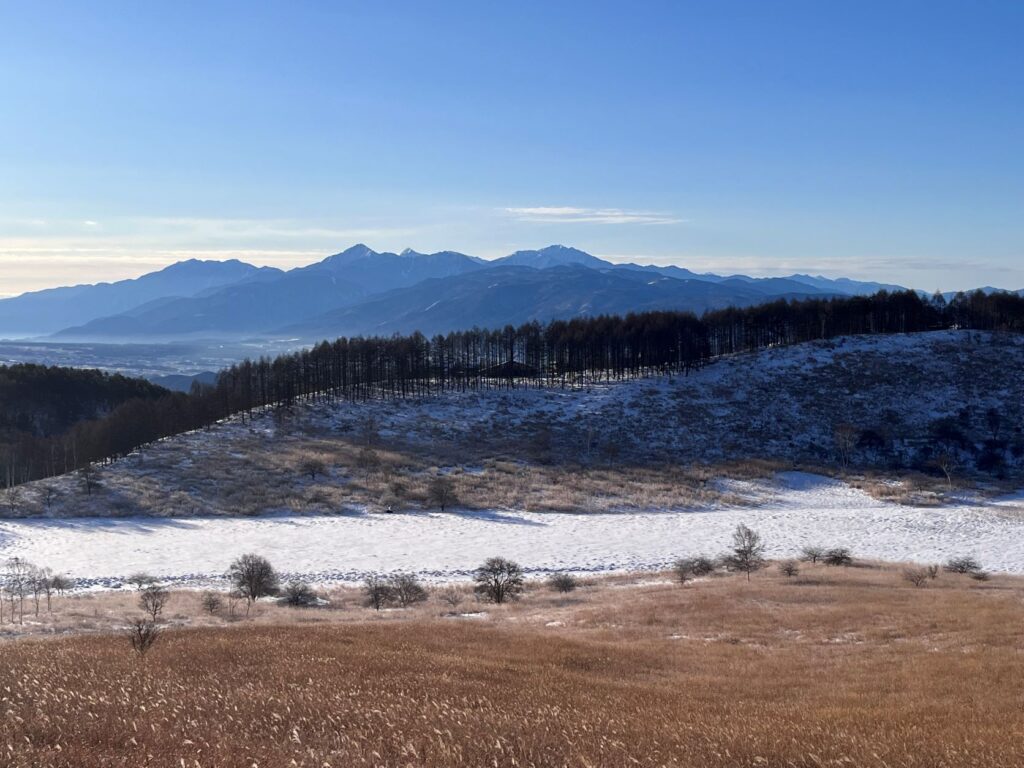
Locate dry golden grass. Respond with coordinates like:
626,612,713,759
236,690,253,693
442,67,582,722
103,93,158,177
2,565,1024,767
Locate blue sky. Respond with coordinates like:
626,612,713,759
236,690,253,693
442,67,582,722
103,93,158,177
1,1,1021,295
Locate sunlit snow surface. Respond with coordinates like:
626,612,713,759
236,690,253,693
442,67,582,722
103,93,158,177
1,472,1022,589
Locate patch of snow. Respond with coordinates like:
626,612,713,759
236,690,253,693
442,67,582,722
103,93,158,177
1,472,1022,589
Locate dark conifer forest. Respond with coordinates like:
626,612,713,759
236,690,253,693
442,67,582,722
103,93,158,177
2,289,1023,488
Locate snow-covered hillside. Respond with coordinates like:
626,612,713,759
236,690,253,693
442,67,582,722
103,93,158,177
2,331,1023,585
7,329,1023,521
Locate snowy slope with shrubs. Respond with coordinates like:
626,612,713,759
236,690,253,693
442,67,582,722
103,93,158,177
1,330,1024,586
1,471,1022,587
4,330,1023,523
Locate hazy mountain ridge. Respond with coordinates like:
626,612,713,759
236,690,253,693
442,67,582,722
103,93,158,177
51,245,487,340
280,264,833,339
0,258,274,337
7,243,1007,343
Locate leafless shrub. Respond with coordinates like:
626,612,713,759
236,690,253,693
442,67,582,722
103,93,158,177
823,548,854,567
688,555,717,577
363,575,393,611
49,574,73,596
426,475,457,512
79,463,100,495
933,452,958,489
903,568,930,588
438,586,465,611
282,581,318,607
779,560,800,578
201,592,223,615
926,564,940,580
474,557,525,604
298,454,327,480
944,556,982,575
969,570,991,582
128,572,157,591
39,483,58,511
548,573,578,593
3,486,21,515
226,590,244,618
388,574,428,607
127,617,161,656
139,584,170,621
800,545,825,564
673,559,694,585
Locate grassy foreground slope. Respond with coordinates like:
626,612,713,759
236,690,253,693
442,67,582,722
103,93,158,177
3,566,1023,767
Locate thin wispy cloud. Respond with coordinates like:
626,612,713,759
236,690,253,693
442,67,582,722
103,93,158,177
504,206,683,225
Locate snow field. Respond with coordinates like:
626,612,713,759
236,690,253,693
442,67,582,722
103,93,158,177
1,472,1021,589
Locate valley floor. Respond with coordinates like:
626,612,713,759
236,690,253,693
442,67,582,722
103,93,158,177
2,471,1022,589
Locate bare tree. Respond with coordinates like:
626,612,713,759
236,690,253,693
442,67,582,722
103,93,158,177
27,565,47,616
128,572,157,591
226,590,244,618
38,568,57,612
298,454,327,481
944,555,982,575
363,575,393,611
3,486,20,515
672,559,694,585
201,591,223,615
49,574,73,596
127,617,161,656
721,524,766,581
902,567,930,588
139,583,170,621
356,447,382,476
778,560,800,578
40,483,58,512
473,557,525,604
799,545,825,564
426,475,457,512
5,558,31,624
79,463,100,496
833,423,858,470
688,555,717,577
934,452,957,489
388,574,428,607
548,573,578,593
282,580,318,606
823,548,854,567
226,554,280,615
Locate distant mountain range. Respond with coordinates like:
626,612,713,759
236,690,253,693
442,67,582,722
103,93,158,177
0,259,275,337
1,244,1011,343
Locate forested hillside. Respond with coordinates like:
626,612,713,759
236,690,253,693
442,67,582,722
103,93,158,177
2,288,1023,489
7,329,1024,522
0,365,166,483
